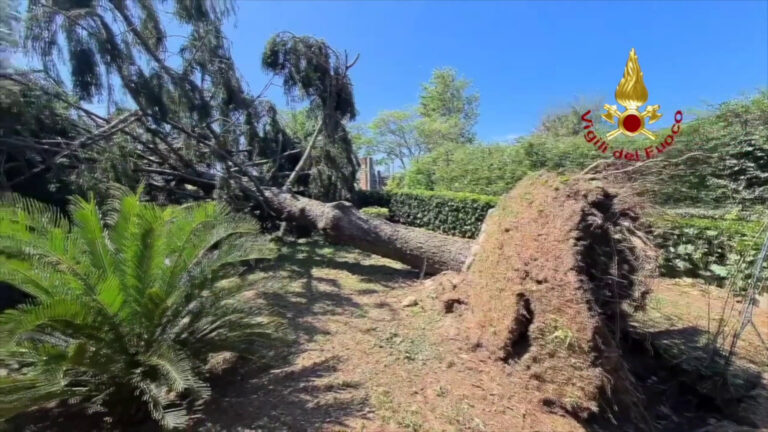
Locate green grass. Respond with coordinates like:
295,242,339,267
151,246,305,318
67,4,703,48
371,388,424,432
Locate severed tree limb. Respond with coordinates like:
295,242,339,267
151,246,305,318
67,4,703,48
252,149,302,166
283,118,324,191
6,73,275,213
1,137,71,152
133,167,216,189
267,133,285,182
73,110,141,147
157,117,275,212
3,75,185,168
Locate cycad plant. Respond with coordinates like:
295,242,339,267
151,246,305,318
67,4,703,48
0,188,282,429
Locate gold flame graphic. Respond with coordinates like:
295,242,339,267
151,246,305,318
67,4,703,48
615,48,648,110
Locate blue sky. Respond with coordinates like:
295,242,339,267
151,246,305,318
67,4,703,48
224,0,768,142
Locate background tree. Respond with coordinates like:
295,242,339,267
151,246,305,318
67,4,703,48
417,67,479,148
398,144,530,195
536,101,605,137
358,109,426,171
281,108,319,146
354,68,479,173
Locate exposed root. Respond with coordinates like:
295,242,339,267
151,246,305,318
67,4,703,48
501,293,534,363
442,297,466,314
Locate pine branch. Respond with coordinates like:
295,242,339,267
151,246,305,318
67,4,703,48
283,118,323,191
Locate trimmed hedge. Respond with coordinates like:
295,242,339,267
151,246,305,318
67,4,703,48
388,189,498,238
651,215,766,286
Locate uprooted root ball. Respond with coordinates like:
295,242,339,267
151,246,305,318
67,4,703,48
446,174,658,429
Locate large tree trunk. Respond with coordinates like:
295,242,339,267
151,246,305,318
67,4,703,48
263,188,471,274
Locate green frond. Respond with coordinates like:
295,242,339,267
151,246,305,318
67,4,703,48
0,375,73,419
96,274,123,315
0,233,87,285
131,378,174,427
164,217,261,293
68,195,113,275
143,346,208,397
0,298,96,344
115,204,174,335
102,183,142,228
0,193,69,234
0,257,57,299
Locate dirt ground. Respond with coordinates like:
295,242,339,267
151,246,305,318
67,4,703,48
635,278,767,373
193,240,768,432
196,238,573,431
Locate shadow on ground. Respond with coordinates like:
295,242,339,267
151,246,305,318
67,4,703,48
245,239,417,345
262,239,418,285
196,238,418,430
593,325,768,432
198,356,371,431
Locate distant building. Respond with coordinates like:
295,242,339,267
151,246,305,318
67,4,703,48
357,157,386,190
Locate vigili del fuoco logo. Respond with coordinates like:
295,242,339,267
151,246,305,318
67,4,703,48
581,48,683,162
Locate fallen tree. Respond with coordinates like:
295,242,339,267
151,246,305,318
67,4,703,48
262,188,471,273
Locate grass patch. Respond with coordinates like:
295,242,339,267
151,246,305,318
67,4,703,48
372,389,424,431
537,318,585,354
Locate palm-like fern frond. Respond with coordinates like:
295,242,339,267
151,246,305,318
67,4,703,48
0,192,282,429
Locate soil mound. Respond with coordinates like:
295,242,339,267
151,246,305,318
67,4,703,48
438,174,658,430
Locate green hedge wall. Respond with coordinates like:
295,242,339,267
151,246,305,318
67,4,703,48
651,215,766,286
388,190,498,238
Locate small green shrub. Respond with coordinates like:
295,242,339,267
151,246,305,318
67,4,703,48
651,215,766,285
0,189,284,429
389,189,498,238
360,206,390,220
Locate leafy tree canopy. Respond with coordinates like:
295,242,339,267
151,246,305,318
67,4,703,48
354,68,479,172
536,100,606,137
417,67,479,146
357,109,427,171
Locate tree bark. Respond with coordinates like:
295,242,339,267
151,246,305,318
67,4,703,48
262,188,471,274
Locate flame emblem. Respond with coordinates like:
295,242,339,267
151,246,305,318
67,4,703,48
602,48,662,140
615,49,648,109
